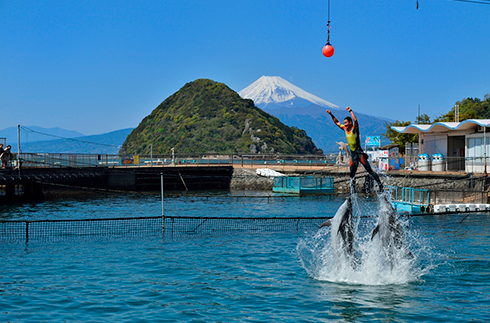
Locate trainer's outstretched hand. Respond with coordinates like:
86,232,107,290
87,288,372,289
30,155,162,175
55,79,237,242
346,106,352,112
326,109,331,114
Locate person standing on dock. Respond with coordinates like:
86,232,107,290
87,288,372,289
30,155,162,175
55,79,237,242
1,145,11,169
326,107,384,193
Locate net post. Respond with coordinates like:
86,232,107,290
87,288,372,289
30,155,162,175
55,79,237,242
161,172,165,232
25,221,29,243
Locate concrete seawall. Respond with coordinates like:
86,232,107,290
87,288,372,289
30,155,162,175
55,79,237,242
231,165,490,196
2,164,487,202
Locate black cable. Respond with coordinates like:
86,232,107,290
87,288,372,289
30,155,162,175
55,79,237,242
326,0,331,44
451,0,490,4
20,126,122,148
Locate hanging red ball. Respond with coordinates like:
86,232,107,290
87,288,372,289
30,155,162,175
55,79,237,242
322,44,334,58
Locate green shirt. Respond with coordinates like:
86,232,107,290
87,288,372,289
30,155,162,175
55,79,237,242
340,122,361,152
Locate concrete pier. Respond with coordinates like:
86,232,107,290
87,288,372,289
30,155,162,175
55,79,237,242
0,166,233,202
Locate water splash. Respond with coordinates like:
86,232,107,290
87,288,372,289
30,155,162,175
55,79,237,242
297,193,433,285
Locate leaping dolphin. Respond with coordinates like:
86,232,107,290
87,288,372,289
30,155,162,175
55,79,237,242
371,194,412,262
320,196,354,256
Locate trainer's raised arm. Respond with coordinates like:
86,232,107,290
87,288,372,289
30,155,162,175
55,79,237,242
346,106,357,124
326,109,342,128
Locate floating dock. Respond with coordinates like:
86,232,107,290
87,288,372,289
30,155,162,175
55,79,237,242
432,204,490,213
273,176,334,195
388,186,490,214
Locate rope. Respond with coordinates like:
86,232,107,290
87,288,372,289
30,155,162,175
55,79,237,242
20,126,122,148
451,0,490,4
326,0,331,44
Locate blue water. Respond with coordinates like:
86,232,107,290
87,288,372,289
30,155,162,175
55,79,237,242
1,191,489,322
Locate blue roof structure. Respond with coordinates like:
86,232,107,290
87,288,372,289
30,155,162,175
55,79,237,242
393,119,490,134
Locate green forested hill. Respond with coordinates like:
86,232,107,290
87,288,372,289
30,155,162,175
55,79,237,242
119,79,322,155
434,95,490,122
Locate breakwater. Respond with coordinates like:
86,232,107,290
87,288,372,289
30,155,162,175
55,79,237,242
0,166,233,202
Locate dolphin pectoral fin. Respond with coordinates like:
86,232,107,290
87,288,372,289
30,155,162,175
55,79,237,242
371,225,380,240
319,219,332,228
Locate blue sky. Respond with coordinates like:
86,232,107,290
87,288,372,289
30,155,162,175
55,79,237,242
1,0,489,135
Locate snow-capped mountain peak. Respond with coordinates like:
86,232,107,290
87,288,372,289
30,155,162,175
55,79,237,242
239,76,338,109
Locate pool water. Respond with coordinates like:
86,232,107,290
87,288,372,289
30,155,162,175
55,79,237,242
1,192,489,322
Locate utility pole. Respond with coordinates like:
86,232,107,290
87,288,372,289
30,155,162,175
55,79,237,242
17,125,21,176
484,126,487,176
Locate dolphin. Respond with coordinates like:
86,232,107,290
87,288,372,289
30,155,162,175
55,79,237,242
371,194,412,261
320,196,354,256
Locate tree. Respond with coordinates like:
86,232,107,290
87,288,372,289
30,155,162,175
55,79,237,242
415,113,431,124
383,120,418,152
434,96,488,122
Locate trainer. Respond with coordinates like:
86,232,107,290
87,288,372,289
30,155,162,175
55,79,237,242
327,107,384,193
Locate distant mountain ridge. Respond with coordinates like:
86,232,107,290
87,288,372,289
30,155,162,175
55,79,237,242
19,128,133,154
239,76,391,152
0,126,85,144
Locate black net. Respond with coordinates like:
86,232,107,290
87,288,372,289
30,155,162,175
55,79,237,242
0,216,329,242
0,217,163,242
0,221,27,241
163,216,327,237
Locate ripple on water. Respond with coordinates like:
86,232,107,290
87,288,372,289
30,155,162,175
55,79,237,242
1,194,489,322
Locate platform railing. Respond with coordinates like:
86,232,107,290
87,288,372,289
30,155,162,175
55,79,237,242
11,153,490,174
15,153,336,169
387,184,489,205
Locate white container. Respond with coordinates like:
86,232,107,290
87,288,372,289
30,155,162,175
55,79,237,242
456,204,467,212
418,160,431,171
432,160,445,171
432,153,446,172
433,205,446,213
418,154,431,171
466,204,477,211
477,204,490,211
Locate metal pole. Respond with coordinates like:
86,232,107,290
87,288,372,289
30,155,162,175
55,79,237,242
482,127,487,172
151,144,153,167
160,172,164,217
17,125,21,176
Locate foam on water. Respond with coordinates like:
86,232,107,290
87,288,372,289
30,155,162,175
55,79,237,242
297,193,434,285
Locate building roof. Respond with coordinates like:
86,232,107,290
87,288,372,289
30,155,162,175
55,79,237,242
393,119,490,134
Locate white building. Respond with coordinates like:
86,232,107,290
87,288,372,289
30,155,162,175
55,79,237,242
393,119,490,173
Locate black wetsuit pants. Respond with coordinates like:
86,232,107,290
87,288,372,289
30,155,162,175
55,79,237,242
349,150,383,191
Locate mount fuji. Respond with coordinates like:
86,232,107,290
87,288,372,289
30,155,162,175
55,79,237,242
239,76,390,153
239,76,337,110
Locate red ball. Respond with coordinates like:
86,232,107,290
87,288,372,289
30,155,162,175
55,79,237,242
322,44,334,57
